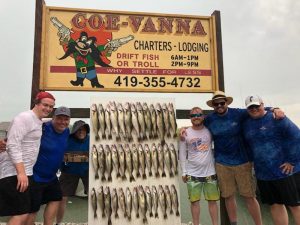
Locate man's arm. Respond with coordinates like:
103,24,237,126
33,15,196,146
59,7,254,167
15,163,28,192
179,138,188,183
0,139,6,152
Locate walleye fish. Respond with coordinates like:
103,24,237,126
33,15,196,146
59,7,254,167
168,103,177,138
109,101,120,141
92,145,99,179
91,104,100,140
124,144,135,182
156,103,165,145
124,102,132,141
143,102,152,139
104,186,112,225
91,188,98,218
144,144,152,177
165,185,173,214
98,103,106,139
162,103,170,138
118,188,127,218
111,188,119,218
118,144,127,180
105,145,113,182
97,144,106,181
133,186,139,218
111,144,120,178
169,143,178,175
132,144,140,178
117,103,127,140
138,185,148,224
151,143,160,177
126,187,133,221
136,102,146,140
149,103,157,138
158,185,167,219
152,185,159,218
164,143,174,177
97,186,105,218
145,186,153,217
138,144,147,179
158,143,166,177
171,184,180,216
131,103,140,142
104,104,112,140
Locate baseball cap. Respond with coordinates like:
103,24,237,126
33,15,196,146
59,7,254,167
35,91,55,101
245,95,263,108
54,106,71,117
71,120,90,135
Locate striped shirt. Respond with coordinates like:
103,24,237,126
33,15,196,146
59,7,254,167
0,110,43,179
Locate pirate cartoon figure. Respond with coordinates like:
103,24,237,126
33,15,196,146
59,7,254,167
50,17,134,88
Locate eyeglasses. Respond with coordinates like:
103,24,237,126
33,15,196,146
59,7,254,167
247,104,261,110
212,101,226,107
190,113,203,118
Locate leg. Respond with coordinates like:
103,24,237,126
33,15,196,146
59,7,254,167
243,196,262,225
56,197,68,224
208,200,219,225
270,204,288,225
191,200,200,225
25,212,37,225
224,195,237,223
43,201,60,225
7,214,28,225
288,205,300,225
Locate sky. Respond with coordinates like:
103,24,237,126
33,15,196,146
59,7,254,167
0,0,299,125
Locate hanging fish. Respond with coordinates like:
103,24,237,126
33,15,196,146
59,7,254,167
158,185,167,219
117,102,127,140
144,144,152,177
104,104,112,140
132,144,140,178
111,144,120,178
97,186,106,218
136,102,146,140
138,144,147,179
91,145,99,179
118,188,127,218
124,102,132,141
126,187,133,221
149,104,158,138
156,103,165,145
125,144,135,182
105,145,113,182
118,144,127,180
111,188,119,219
168,103,177,138
98,103,106,139
169,143,178,175
91,188,98,218
109,101,120,141
97,144,106,181
151,143,160,178
171,184,180,216
165,185,173,214
91,104,100,140
132,186,139,218
164,143,174,177
158,143,166,177
143,102,152,140
104,186,112,225
145,186,153,217
138,185,148,224
152,185,159,218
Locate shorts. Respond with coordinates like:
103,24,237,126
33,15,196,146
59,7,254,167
30,178,62,213
257,172,300,206
186,174,220,202
0,175,33,216
59,172,88,196
215,162,256,198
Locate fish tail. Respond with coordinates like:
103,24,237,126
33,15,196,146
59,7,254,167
170,209,173,214
130,175,135,182
102,212,106,218
164,213,167,219
124,212,127,217
142,173,147,179
162,171,166,177
155,212,158,218
150,212,153,217
108,217,112,225
155,172,160,177
102,134,106,139
136,213,139,218
176,210,180,216
175,170,178,175
143,217,147,224
115,212,119,218
170,171,174,177
128,215,131,221
122,174,127,180
173,133,177,138
108,175,112,182
149,171,152,176
116,171,121,178
95,134,100,140
95,173,99,179
136,171,141,177
108,134,112,139
94,211,97,218
101,175,106,181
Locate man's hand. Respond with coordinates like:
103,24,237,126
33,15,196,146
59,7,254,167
182,175,188,183
17,173,29,192
0,139,6,153
280,162,294,174
273,108,285,119
179,127,188,141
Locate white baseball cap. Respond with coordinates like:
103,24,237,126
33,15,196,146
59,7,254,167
245,95,263,108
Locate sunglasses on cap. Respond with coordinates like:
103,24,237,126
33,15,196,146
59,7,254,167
212,101,226,107
247,104,261,110
190,113,203,118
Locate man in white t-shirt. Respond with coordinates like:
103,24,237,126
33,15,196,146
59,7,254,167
179,107,220,225
0,92,56,225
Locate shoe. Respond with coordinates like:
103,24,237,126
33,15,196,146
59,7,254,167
90,77,104,88
70,77,84,86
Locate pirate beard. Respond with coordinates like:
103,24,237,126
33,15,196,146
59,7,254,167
59,42,111,67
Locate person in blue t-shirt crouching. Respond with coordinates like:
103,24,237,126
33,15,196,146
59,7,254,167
243,95,300,225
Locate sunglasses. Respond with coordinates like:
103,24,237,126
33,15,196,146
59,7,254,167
190,113,203,118
212,101,226,107
247,104,261,110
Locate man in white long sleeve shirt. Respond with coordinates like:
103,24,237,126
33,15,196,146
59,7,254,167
179,107,220,225
0,91,55,225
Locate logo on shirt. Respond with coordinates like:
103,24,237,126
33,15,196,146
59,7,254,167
190,138,209,152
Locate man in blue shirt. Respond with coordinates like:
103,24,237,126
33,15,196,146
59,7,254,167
25,106,71,225
243,95,300,225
